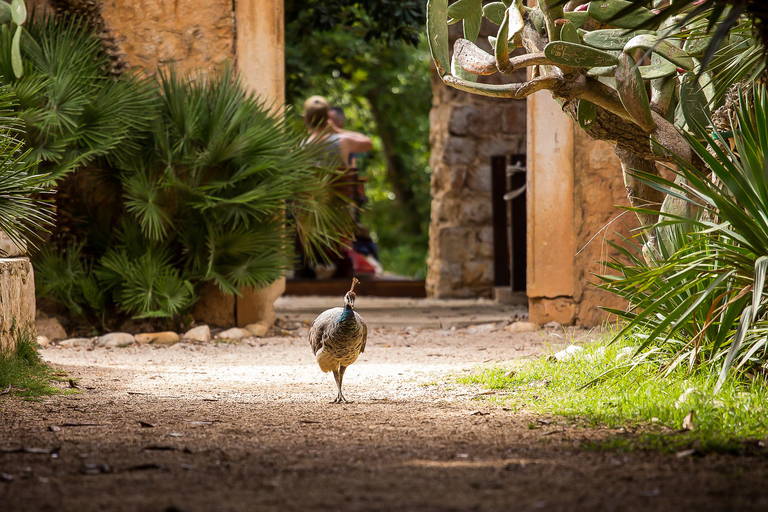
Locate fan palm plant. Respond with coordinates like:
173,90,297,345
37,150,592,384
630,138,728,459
0,14,155,184
599,86,768,391
119,65,354,297
33,63,354,325
0,81,52,253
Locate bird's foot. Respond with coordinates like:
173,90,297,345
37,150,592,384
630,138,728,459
330,396,353,404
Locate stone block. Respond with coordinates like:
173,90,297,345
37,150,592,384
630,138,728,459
216,327,251,340
502,101,526,134
478,137,513,159
97,332,135,348
506,321,540,333
528,297,577,326
442,136,476,166
436,227,473,263
36,317,67,342
463,260,494,286
59,338,94,349
192,282,235,327
447,166,467,193
0,257,35,355
476,227,495,259
135,331,180,345
245,322,270,337
0,231,26,257
236,278,285,332
449,105,479,136
461,197,493,224
466,165,492,193
184,325,211,342
426,260,462,298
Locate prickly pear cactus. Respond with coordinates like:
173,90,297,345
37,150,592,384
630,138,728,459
426,0,720,139
426,0,750,247
1,0,27,78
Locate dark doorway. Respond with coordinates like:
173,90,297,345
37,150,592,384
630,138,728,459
491,154,527,294
507,155,527,292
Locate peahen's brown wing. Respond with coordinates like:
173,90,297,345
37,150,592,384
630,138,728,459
356,311,368,354
308,308,342,355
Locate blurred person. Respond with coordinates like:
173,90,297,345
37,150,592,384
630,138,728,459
328,106,346,129
303,96,371,169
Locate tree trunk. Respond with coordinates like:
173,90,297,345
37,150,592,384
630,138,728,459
364,90,423,236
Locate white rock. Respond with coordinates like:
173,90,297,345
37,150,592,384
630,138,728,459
614,346,637,361
58,337,94,349
36,335,51,347
184,325,211,342
245,322,269,337
36,317,67,342
552,345,583,362
215,328,251,340
584,346,607,362
674,387,700,409
97,332,135,348
506,321,539,334
465,323,496,335
543,321,562,330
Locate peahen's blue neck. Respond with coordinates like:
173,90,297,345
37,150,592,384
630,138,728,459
341,304,355,321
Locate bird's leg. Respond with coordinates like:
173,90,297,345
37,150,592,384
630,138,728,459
331,369,343,404
337,365,352,403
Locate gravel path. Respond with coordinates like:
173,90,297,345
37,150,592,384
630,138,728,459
2,323,767,511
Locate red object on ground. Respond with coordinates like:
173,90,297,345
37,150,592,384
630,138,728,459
348,249,377,275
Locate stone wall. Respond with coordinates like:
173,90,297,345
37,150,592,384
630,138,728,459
427,21,527,298
99,0,235,75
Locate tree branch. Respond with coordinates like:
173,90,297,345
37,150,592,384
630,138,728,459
442,74,559,99
454,39,557,76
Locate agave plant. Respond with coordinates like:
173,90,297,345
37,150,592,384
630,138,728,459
599,86,768,391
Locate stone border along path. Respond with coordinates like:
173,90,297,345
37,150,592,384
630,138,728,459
37,296,533,349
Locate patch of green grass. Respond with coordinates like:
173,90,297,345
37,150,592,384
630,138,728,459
459,334,768,453
0,329,71,397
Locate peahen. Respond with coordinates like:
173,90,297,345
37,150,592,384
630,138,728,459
309,278,368,403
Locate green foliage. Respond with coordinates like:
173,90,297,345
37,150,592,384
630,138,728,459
0,327,69,397
0,14,155,184
7,19,354,327
285,0,425,46
599,87,768,389
0,80,52,251
286,17,432,278
35,243,106,325
459,334,768,453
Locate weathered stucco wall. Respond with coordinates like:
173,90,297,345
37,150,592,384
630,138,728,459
100,0,235,75
427,21,526,298
526,93,637,326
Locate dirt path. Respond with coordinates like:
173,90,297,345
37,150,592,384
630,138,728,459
2,324,768,511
